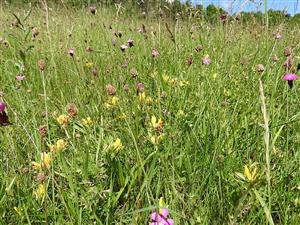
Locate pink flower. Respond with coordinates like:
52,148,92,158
275,33,282,39
152,49,160,57
136,82,145,93
0,102,6,112
202,55,211,65
68,48,75,57
283,73,298,88
150,208,174,225
106,84,116,95
16,74,25,81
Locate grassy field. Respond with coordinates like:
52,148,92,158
0,2,300,224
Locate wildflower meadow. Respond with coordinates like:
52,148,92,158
0,1,300,224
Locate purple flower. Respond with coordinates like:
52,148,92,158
150,208,174,225
275,33,282,39
136,82,145,93
0,102,6,112
202,55,211,65
152,49,160,57
283,73,298,88
16,74,25,81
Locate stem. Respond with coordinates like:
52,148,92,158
259,80,272,217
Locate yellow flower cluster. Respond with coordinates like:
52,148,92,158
243,164,258,182
85,61,94,68
138,92,152,104
105,96,119,109
163,75,189,87
148,115,164,145
82,117,93,126
113,138,123,153
31,152,52,170
56,114,70,126
49,139,68,154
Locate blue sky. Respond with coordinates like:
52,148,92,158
186,0,300,15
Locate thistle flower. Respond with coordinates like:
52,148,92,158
283,73,298,88
0,102,6,112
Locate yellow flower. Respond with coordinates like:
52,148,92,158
150,134,163,144
31,162,41,170
105,97,119,109
56,139,67,151
85,61,94,68
138,92,153,105
35,183,46,199
179,80,189,87
138,92,146,102
113,138,123,152
82,117,93,125
163,75,170,82
111,96,118,106
41,152,52,169
150,116,163,129
244,164,258,182
56,114,69,126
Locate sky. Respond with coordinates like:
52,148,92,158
185,0,300,15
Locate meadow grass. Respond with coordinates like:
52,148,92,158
0,3,300,225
